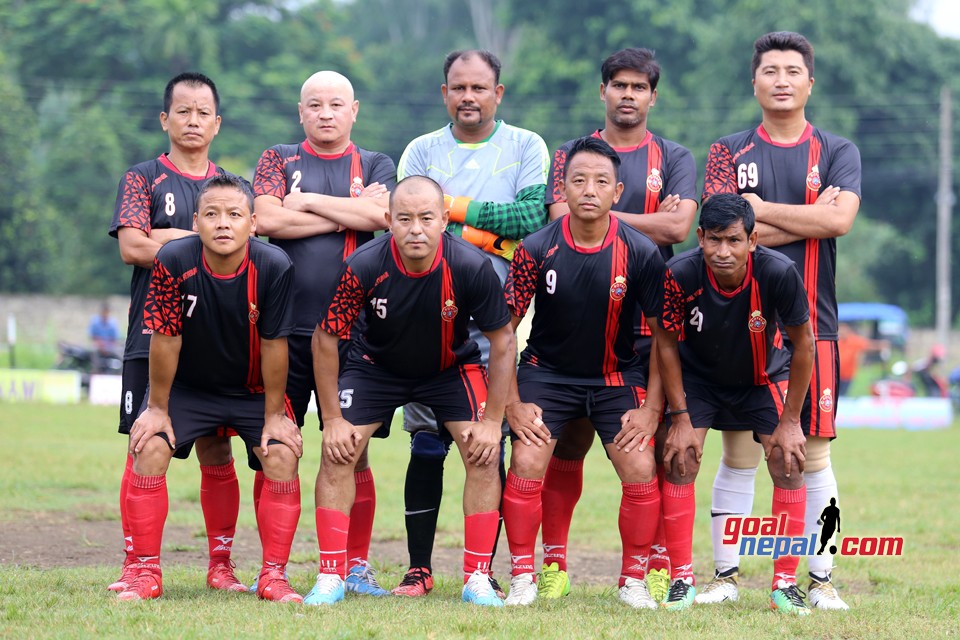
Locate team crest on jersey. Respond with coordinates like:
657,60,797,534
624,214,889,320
819,388,833,412
350,176,364,198
646,168,663,193
806,164,822,191
748,310,766,332
249,302,260,324
610,275,628,301
441,299,458,322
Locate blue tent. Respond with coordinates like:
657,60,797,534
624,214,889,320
837,302,909,347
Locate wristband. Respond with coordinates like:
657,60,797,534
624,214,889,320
667,409,688,416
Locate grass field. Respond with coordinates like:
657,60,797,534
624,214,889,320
1,402,958,639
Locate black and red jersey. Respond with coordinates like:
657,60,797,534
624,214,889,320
702,124,861,341
660,245,809,387
143,236,294,395
109,155,224,361
320,233,510,379
253,140,396,336
506,216,665,386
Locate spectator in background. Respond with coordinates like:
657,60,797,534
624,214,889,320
89,302,120,356
837,322,888,396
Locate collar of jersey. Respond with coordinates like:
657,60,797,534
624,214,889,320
593,129,652,153
302,139,355,159
450,120,501,148
390,234,443,278
202,243,250,280
756,122,813,148
158,153,217,180
561,215,619,254
706,251,753,298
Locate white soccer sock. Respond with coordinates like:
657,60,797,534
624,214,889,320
805,464,839,577
711,462,758,573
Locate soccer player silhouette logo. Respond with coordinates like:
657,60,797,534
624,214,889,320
816,497,841,555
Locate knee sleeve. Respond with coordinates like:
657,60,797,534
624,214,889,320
721,430,763,469
804,436,831,473
410,430,451,459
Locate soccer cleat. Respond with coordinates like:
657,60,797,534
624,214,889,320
808,574,850,610
617,576,658,609
344,561,392,597
662,577,696,611
116,567,163,601
504,572,538,606
770,579,811,615
303,573,345,606
645,567,670,604
256,566,302,604
107,561,139,592
537,563,571,599
207,559,248,592
248,567,288,593
694,568,739,604
392,566,434,597
462,569,505,607
488,574,506,599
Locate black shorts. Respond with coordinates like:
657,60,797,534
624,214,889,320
514,377,647,446
136,385,295,457
677,379,788,437
287,334,354,429
338,359,488,439
118,358,149,435
711,340,838,439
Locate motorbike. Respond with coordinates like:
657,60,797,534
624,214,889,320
55,341,123,390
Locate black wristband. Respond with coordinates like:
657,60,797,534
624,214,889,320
668,409,688,416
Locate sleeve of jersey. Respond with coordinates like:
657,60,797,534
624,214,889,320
143,258,182,337
319,264,366,339
111,170,152,236
776,262,811,327
252,148,287,198
660,267,686,332
504,243,539,318
635,247,666,320
469,259,512,332
461,183,548,239
367,152,398,190
545,147,569,206
664,145,699,200
257,259,296,340
825,139,863,199
396,141,424,181
702,142,738,200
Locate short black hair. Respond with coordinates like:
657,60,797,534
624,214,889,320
443,49,502,84
198,173,254,212
164,72,220,114
601,47,661,90
699,193,755,236
390,175,445,211
565,136,621,181
752,31,814,78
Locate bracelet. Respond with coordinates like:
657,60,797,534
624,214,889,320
667,409,688,416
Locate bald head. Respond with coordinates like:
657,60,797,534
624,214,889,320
390,175,444,211
300,70,355,102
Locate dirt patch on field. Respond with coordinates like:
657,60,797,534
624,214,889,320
0,510,618,586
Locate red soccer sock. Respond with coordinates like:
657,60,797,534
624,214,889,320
316,507,350,578
200,461,239,564
347,468,376,567
463,510,501,581
258,477,301,569
119,454,136,564
540,457,583,571
125,471,168,564
662,480,696,583
771,485,806,590
253,470,265,543
619,480,660,585
648,463,670,573
502,472,543,576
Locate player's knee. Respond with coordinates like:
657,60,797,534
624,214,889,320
410,430,450,460
665,449,701,484
508,443,550,479
552,420,593,459
804,436,831,473
194,435,234,466
721,430,763,469
613,448,656,484
765,449,804,490
133,437,173,476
